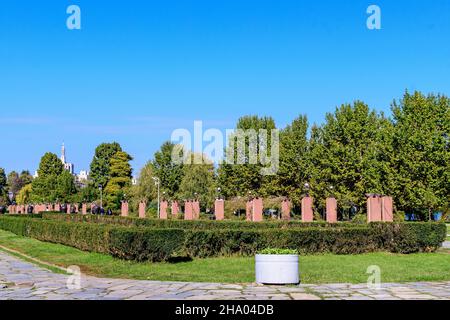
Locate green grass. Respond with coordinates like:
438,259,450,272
0,229,449,284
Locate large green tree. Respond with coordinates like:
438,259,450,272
177,153,216,209
308,101,394,212
90,142,122,188
132,161,157,204
7,170,33,197
151,142,185,198
218,115,277,198
391,91,450,219
272,115,310,203
0,168,7,205
104,151,133,209
31,153,64,202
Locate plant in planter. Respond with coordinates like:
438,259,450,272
255,248,300,285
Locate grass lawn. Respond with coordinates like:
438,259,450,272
0,229,449,284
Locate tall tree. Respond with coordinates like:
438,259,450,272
151,142,185,198
0,168,7,205
272,115,310,204
31,153,64,202
90,142,122,188
104,151,133,209
391,91,450,219
7,171,21,195
218,115,277,198
177,153,216,209
308,101,393,212
132,161,157,203
19,170,33,186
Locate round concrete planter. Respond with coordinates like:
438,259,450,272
255,254,299,285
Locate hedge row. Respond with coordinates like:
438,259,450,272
0,216,446,261
41,212,361,230
0,216,184,262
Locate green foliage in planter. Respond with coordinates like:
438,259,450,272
258,248,299,255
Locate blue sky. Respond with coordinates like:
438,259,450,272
1,0,450,175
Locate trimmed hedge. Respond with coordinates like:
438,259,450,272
0,216,446,261
0,216,184,262
42,212,361,230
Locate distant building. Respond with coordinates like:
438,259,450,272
77,170,89,182
61,143,74,174
132,177,138,186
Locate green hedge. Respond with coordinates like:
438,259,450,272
0,216,184,262
42,212,361,230
0,216,445,260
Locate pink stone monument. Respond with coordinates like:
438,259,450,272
326,197,338,223
281,199,291,221
184,201,193,220
66,204,71,214
121,201,129,217
171,201,179,216
301,196,314,222
82,203,87,215
138,201,146,218
246,200,253,221
55,203,61,212
192,200,200,220
252,198,263,222
215,199,225,221
367,195,382,222
160,201,168,220
381,196,393,222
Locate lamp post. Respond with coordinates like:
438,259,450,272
304,183,310,197
152,177,160,218
217,187,221,200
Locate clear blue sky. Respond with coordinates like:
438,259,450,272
1,0,450,175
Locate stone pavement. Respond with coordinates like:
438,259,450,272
1,251,449,300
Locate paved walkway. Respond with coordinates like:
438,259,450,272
1,251,450,300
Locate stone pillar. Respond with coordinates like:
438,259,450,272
246,200,253,221
381,196,393,222
301,196,314,222
55,203,61,212
121,201,129,217
66,204,71,214
252,198,263,222
326,197,338,223
138,201,146,218
184,201,193,220
192,200,200,220
171,201,179,216
367,195,382,222
160,201,168,220
74,204,79,213
215,199,225,221
281,199,291,221
81,203,87,215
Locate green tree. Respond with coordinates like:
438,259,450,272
104,151,133,209
308,101,393,213
7,171,21,195
16,184,33,205
90,142,122,188
391,91,450,219
132,161,157,203
151,142,185,198
55,170,77,203
31,153,64,202
218,115,276,198
0,168,7,205
19,170,33,186
177,153,216,209
272,115,310,203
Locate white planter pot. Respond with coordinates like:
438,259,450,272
255,254,299,285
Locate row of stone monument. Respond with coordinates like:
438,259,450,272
7,194,393,223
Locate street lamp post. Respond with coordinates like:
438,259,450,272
152,177,160,218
